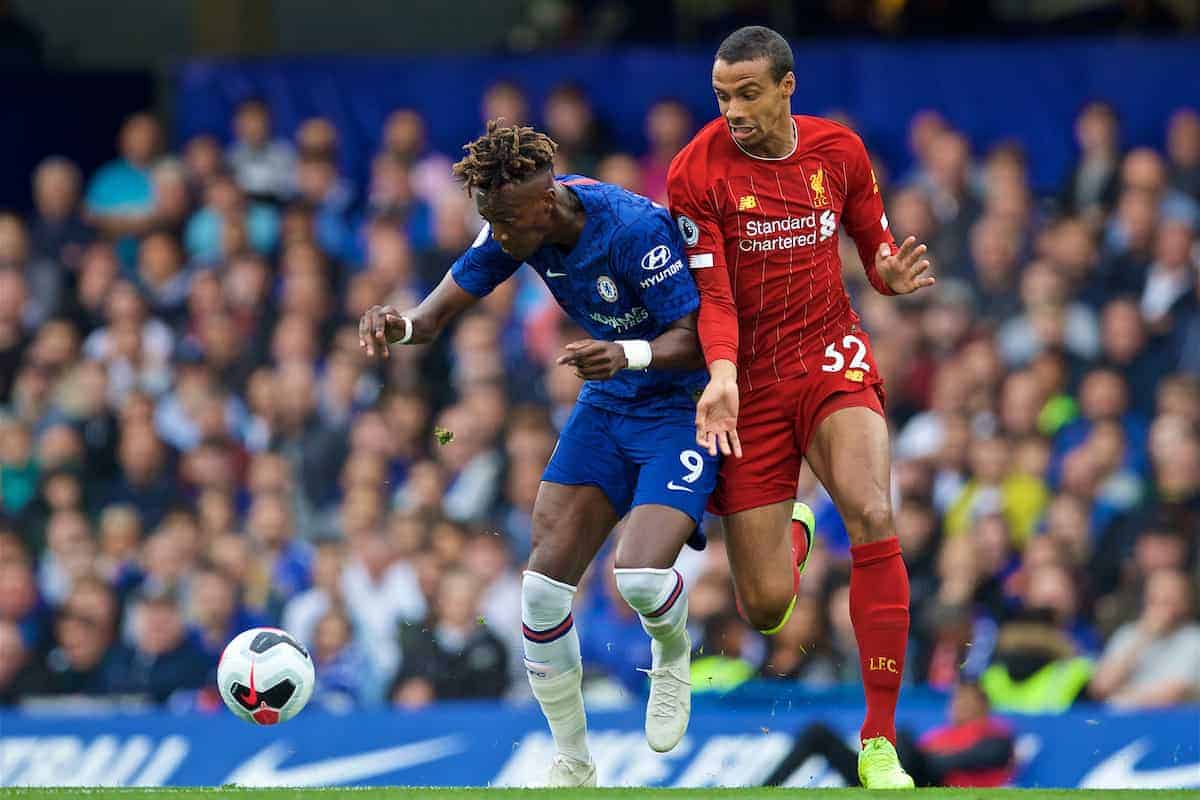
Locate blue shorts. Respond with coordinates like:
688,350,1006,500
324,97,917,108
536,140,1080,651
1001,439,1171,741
542,401,720,526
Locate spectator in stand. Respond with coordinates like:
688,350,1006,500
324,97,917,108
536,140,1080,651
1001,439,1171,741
378,108,453,206
295,150,354,261
227,98,296,204
270,360,349,515
114,585,210,703
187,566,264,662
641,99,693,204
310,605,377,708
1141,217,1196,332
543,83,611,176
29,156,94,270
922,129,982,275
0,213,62,330
0,618,49,704
1097,185,1159,300
359,155,432,256
595,153,644,195
481,80,530,128
1060,101,1121,221
185,172,280,264
965,216,1023,323
0,554,51,653
84,112,162,250
390,567,509,707
1090,568,1200,707
150,160,193,241
1099,298,1173,416
944,435,1048,547
105,422,179,531
135,230,191,325
43,578,128,696
1166,107,1200,200
244,491,312,613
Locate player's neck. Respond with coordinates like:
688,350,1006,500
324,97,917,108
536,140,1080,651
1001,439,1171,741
744,114,797,160
546,184,587,250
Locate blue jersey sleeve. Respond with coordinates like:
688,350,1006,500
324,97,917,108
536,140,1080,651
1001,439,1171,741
449,223,522,297
613,210,699,327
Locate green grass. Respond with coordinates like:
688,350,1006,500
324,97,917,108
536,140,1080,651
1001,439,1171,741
1,790,1198,799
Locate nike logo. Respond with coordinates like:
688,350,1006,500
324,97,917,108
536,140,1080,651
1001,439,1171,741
1081,740,1200,789
666,481,694,493
223,736,466,787
545,270,566,278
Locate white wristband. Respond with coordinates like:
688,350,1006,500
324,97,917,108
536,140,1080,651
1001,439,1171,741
616,339,652,371
396,316,414,345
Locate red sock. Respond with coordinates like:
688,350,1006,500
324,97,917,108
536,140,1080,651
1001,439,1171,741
849,536,910,745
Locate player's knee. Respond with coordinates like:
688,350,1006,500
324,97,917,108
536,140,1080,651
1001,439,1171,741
521,570,575,626
613,567,677,616
737,584,794,632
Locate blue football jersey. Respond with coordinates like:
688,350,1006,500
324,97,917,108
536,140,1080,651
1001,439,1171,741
451,176,706,416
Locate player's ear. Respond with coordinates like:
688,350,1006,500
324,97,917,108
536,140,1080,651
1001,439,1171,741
780,71,796,99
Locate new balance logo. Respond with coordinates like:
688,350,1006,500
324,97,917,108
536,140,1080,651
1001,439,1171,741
666,481,694,493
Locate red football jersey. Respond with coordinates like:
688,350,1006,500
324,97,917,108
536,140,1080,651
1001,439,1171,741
667,114,897,392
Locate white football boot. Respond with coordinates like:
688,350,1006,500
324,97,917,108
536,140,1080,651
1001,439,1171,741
545,753,598,787
640,631,692,752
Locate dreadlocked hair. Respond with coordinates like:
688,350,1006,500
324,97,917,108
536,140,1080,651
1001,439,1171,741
452,120,558,197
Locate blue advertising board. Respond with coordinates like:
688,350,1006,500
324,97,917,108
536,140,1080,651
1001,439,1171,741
2,701,1197,789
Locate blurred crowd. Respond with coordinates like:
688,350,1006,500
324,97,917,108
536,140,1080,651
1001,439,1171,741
0,84,1198,717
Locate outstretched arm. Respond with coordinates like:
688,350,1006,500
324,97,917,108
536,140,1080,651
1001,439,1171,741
359,272,480,358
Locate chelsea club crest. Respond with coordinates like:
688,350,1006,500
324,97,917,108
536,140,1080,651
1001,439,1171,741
596,275,619,303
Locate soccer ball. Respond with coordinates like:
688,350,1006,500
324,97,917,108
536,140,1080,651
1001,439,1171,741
217,627,315,725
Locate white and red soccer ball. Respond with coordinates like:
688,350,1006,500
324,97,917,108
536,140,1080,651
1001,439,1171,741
217,627,315,725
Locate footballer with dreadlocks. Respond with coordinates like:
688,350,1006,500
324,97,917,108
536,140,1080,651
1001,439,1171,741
360,121,712,786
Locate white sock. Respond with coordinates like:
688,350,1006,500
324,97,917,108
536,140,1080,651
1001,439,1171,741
614,567,690,664
522,570,590,764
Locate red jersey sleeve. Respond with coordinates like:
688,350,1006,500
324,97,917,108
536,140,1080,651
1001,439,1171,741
667,155,739,366
841,133,898,296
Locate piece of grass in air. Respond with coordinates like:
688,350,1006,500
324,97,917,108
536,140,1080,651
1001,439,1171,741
434,427,455,445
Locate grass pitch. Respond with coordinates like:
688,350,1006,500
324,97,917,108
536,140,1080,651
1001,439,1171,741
1,789,1197,799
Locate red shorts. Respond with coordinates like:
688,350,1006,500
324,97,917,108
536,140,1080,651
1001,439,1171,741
707,331,886,516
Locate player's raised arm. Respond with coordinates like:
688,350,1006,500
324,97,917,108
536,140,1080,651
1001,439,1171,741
842,133,934,296
359,271,479,358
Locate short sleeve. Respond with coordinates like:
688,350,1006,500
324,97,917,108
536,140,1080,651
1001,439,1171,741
448,221,523,297
613,212,698,327
449,223,522,297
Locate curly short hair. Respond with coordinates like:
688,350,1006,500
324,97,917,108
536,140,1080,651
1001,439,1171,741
452,120,558,197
